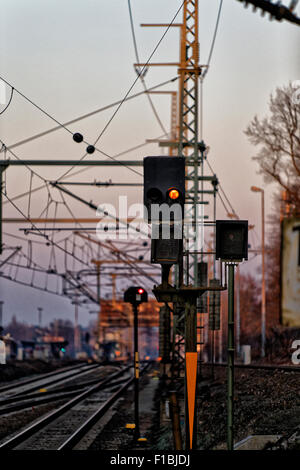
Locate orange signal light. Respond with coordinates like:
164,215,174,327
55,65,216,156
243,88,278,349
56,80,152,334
168,188,180,200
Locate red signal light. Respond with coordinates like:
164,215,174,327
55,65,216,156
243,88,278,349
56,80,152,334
138,288,144,294
168,188,180,200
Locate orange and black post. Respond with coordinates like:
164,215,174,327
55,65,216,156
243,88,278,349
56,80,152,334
185,299,198,450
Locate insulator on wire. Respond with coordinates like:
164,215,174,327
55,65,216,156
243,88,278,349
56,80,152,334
73,132,83,143
86,145,95,154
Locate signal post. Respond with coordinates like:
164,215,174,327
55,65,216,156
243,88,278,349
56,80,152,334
216,220,248,450
144,155,249,449
124,286,148,441
144,156,209,449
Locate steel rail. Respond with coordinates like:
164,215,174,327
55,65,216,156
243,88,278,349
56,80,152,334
58,362,150,450
206,363,300,373
0,365,132,449
0,362,89,394
0,390,81,415
0,372,111,407
0,376,132,416
6,363,101,398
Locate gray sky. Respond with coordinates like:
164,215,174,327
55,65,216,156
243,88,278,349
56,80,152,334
0,0,299,327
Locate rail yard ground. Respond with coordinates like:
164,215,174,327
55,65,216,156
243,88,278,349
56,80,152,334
87,363,300,451
0,358,81,383
0,360,299,451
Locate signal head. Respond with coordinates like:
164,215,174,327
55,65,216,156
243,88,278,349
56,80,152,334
124,286,148,305
167,188,180,200
215,220,248,261
143,156,185,223
146,188,162,203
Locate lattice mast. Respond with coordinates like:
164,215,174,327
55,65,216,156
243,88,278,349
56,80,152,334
178,0,201,286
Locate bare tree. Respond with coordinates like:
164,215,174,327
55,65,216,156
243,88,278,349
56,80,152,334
245,82,300,213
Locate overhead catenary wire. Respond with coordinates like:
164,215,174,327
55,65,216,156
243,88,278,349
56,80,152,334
91,0,185,149
2,132,167,207
0,237,138,301
55,0,186,182
0,75,72,136
198,5,256,250
201,0,224,80
127,0,168,135
0,0,262,304
206,155,262,252
205,158,239,218
2,189,91,268
2,129,144,183
56,189,98,260
0,3,185,195
0,86,14,115
0,92,165,183
200,0,223,138
0,267,88,299
6,77,177,151
3,231,46,245
50,181,151,240
0,139,48,184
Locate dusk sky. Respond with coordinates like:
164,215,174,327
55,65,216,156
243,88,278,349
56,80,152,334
0,0,299,327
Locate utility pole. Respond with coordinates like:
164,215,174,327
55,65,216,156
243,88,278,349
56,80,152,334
139,2,219,450
37,307,43,328
227,263,235,451
261,190,266,358
251,186,266,358
72,296,81,355
236,265,241,357
178,4,201,447
0,162,9,255
124,287,148,441
0,301,4,342
0,301,3,329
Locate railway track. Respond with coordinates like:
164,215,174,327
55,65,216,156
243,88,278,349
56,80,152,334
205,362,300,373
0,362,126,414
0,363,150,450
0,373,130,415
0,362,101,399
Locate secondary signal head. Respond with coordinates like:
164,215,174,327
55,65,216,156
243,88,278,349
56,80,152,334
124,286,148,305
215,220,248,262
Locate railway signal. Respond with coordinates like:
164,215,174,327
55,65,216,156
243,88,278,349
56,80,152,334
143,156,185,223
216,220,248,262
124,286,148,305
144,156,185,267
216,219,248,450
124,286,148,440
